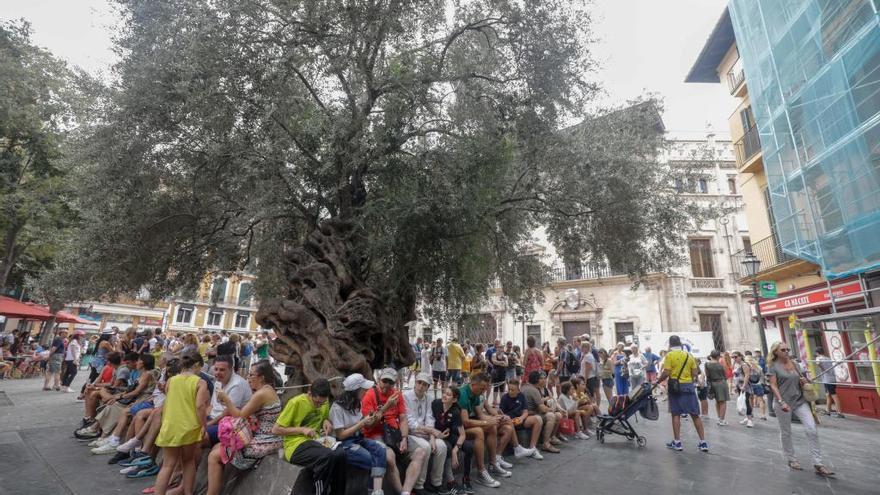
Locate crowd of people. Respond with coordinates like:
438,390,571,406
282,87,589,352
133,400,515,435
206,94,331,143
0,323,843,494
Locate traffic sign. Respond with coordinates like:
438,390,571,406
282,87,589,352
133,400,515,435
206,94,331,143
759,280,777,298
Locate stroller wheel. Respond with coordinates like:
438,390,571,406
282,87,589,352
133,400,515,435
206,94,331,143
597,431,605,444
637,436,647,447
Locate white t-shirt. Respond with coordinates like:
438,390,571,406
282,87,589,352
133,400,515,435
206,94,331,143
628,354,647,377
209,373,253,418
148,337,158,351
558,394,578,413
431,346,447,372
816,355,835,384
421,349,433,374
582,353,599,379
329,402,363,430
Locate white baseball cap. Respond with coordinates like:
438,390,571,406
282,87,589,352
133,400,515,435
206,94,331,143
342,373,374,392
377,368,398,382
415,372,432,384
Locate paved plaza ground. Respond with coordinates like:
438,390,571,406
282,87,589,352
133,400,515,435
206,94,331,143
2,374,879,495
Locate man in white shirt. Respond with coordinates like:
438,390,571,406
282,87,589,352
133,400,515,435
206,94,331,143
403,372,446,493
205,354,252,445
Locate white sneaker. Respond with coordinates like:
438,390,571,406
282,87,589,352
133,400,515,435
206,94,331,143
488,463,512,478
64,387,75,393
717,420,728,426
117,437,142,453
576,432,590,440
529,449,544,460
513,445,534,458
88,437,109,448
91,440,119,455
119,465,140,475
475,470,500,488
739,417,749,425
495,455,513,469
746,419,754,428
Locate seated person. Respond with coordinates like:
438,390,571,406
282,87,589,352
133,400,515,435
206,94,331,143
360,368,425,495
498,379,544,458
432,386,475,494
77,351,124,433
205,355,252,445
0,340,13,378
206,360,283,495
557,381,590,440
272,378,346,495
88,354,158,452
521,371,562,453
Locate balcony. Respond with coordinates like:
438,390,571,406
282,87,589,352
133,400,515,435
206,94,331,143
732,235,814,284
550,265,625,283
734,125,762,173
727,67,746,97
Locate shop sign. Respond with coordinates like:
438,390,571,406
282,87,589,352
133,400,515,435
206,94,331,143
758,281,862,315
759,280,777,298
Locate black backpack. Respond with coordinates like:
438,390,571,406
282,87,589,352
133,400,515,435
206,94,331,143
564,350,580,375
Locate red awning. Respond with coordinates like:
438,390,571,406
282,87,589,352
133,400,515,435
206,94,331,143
55,310,98,326
0,296,54,320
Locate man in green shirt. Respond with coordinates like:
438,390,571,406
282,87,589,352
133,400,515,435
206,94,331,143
272,378,343,495
255,331,271,360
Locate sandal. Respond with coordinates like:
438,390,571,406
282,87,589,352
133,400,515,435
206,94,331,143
541,445,561,453
142,487,155,495
788,461,802,470
814,465,835,477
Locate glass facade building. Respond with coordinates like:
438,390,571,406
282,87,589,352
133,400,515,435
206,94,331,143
728,0,880,279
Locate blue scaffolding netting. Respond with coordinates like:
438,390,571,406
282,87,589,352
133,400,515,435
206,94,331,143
728,0,880,279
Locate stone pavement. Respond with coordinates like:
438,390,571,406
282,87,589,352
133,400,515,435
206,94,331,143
2,374,879,495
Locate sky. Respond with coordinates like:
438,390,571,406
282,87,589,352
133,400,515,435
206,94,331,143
1,0,732,138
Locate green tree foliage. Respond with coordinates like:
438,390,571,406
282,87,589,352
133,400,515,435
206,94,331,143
49,0,711,323
0,20,85,295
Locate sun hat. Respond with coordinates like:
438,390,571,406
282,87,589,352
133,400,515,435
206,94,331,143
343,373,375,392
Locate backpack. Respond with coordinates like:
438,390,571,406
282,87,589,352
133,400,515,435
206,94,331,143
563,350,580,375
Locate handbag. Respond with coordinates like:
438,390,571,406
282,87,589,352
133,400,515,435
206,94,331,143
798,364,819,402
736,391,747,415
558,417,576,435
218,415,256,464
667,353,690,395
372,387,404,454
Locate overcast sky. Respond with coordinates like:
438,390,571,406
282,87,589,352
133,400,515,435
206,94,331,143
1,0,731,138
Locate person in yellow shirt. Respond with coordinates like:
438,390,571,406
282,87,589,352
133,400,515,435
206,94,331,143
659,335,707,453
461,343,473,383
446,338,466,387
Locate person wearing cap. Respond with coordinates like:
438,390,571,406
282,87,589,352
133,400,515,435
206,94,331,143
361,368,426,495
404,372,449,494
43,328,68,391
61,330,86,393
331,373,397,495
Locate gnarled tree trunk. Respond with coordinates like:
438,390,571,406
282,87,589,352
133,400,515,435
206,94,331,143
256,220,414,393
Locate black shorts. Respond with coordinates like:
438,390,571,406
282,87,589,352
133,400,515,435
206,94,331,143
824,383,837,394
697,386,709,401
558,375,571,383
432,370,447,383
587,377,600,393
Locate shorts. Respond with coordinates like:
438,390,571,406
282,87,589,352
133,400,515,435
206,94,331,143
432,370,447,383
130,400,154,416
587,377,600,392
697,386,709,401
669,383,700,417
206,424,220,445
558,375,571,383
492,371,507,391
601,377,614,388
47,354,63,373
752,383,766,397
823,383,837,395
448,369,462,385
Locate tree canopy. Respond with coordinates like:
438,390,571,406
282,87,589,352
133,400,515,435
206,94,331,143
41,1,710,366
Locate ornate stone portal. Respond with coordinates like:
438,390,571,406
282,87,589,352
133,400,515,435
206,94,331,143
256,221,414,390
549,289,603,340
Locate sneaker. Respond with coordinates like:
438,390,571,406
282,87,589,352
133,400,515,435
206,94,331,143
746,419,754,428
117,437,142,453
474,471,500,488
831,412,845,419
717,420,729,426
92,440,120,455
88,437,110,448
119,465,140,475
761,415,768,421
556,435,570,442
64,387,75,393
698,441,709,452
494,455,513,469
576,432,590,440
370,490,385,495
739,417,749,425
425,485,450,495
126,464,160,478
108,451,130,465
488,463,511,478
513,445,533,458
461,481,475,494
528,449,544,460
666,440,683,451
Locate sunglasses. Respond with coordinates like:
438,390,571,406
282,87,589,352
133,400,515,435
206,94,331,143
381,379,395,384
779,348,790,352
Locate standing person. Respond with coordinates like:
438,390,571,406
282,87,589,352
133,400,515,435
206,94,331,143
43,329,68,391
598,349,614,405
627,344,647,391
61,330,85,393
555,339,577,395
815,348,844,418
272,378,347,495
503,342,517,384
361,368,426,495
746,354,768,420
722,351,734,392
408,338,423,384
420,339,434,377
488,342,508,406
705,350,730,426
329,373,391,495
447,338,465,387
254,332,270,361
239,335,254,375
431,338,448,396
404,372,449,494
432,386,475,494
81,330,115,398
154,353,210,495
659,335,708,453
461,344,472,384
523,337,544,384
580,342,599,400
767,342,834,477
611,343,629,396
643,346,661,384
732,352,755,428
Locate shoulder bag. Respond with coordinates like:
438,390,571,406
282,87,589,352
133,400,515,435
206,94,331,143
667,353,690,395
372,387,404,454
797,363,819,403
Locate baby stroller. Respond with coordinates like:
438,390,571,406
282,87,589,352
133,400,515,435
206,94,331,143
596,382,659,447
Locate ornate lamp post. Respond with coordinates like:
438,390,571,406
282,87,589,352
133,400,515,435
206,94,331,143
741,253,768,357
515,307,535,348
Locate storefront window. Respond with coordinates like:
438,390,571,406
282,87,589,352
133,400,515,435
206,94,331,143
841,316,877,384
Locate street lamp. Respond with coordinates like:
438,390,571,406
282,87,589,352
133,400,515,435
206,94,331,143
741,253,768,357
515,307,535,349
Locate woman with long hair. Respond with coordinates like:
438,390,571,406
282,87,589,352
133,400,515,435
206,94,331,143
432,386,475,493
522,336,543,384
598,349,614,405
705,350,729,426
767,341,833,477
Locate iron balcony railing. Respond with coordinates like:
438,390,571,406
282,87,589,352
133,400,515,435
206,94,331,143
734,125,761,166
550,265,624,283
732,235,797,280
727,67,745,94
